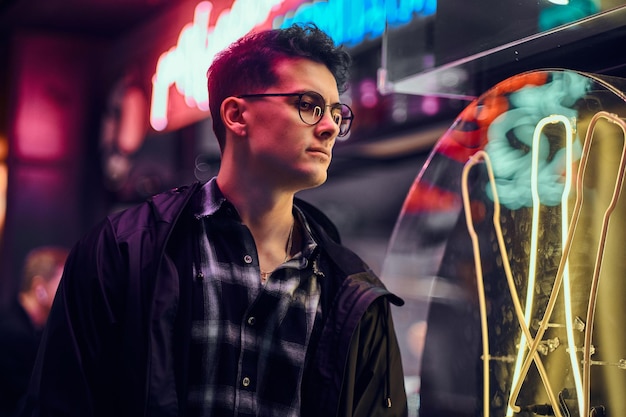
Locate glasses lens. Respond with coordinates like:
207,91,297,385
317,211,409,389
337,104,353,137
298,92,353,137
298,92,326,125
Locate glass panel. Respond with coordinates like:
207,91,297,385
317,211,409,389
380,2,626,99
382,69,626,417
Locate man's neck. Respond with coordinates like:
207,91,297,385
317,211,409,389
216,172,298,275
216,170,295,226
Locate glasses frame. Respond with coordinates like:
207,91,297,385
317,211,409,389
236,91,354,137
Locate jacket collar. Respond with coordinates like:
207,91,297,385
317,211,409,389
193,178,229,218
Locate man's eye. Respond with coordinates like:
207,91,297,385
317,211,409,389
330,108,343,124
298,100,315,112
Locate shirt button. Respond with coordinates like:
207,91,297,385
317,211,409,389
247,316,256,326
242,376,251,387
243,255,253,264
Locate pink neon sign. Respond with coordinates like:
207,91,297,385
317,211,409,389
150,0,287,131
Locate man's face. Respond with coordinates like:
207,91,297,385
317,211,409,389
241,58,342,191
42,265,64,312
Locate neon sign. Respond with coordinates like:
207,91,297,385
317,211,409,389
276,0,436,46
379,68,626,417
150,0,286,131
150,0,437,131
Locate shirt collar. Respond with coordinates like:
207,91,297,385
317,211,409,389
194,177,229,219
293,206,319,259
194,177,319,253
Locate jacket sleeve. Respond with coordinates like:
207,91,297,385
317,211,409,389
338,298,408,417
22,218,127,417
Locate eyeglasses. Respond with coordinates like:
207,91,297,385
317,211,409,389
237,91,354,137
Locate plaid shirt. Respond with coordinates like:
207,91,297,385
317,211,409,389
187,180,323,417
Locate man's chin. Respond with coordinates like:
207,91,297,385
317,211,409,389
300,173,328,191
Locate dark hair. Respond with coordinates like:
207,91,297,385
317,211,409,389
207,23,352,148
21,246,69,292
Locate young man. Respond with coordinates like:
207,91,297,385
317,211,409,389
24,23,407,417
0,246,68,417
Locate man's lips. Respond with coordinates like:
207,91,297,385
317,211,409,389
307,147,331,158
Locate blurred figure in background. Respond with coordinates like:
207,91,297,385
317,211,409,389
0,246,69,417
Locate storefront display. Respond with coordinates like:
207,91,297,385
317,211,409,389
383,69,626,417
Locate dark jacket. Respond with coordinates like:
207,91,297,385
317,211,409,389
0,300,43,417
24,182,407,417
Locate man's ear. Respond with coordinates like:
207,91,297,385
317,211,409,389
221,96,247,137
32,276,49,303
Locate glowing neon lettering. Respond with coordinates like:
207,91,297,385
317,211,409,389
275,0,436,46
150,0,286,131
150,0,437,131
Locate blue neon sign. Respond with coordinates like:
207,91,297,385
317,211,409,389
274,0,437,47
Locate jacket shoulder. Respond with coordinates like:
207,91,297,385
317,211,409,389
106,183,201,238
295,198,403,306
294,198,341,244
